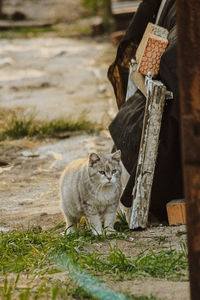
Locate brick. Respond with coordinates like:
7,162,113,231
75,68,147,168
136,22,168,61
137,35,168,77
136,22,168,78
166,199,186,225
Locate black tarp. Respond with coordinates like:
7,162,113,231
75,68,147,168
108,0,184,221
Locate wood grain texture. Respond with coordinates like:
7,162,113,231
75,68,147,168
166,199,186,225
177,1,200,299
129,76,166,229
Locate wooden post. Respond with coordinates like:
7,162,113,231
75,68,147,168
177,1,200,299
129,74,166,229
0,0,3,16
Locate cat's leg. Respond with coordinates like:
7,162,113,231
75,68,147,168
64,213,77,234
104,207,117,235
86,214,102,235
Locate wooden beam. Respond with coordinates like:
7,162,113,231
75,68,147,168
129,74,166,229
111,0,141,15
176,1,200,299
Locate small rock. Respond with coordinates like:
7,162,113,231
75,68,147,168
0,227,9,233
54,51,67,57
0,57,14,67
51,152,63,160
98,85,107,93
40,212,48,217
0,165,13,173
19,201,33,206
21,151,39,158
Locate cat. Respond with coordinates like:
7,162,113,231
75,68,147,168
60,150,122,235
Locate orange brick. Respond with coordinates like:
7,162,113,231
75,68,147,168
137,35,168,77
166,199,186,225
135,22,168,78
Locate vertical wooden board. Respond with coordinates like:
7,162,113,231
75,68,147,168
129,78,166,229
177,0,200,299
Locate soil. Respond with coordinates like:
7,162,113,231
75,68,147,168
0,132,114,231
0,1,190,300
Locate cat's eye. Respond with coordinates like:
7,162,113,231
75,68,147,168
99,171,105,175
112,169,117,174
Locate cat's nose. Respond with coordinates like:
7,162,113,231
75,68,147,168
107,177,111,182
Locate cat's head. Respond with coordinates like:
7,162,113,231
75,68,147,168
88,150,121,186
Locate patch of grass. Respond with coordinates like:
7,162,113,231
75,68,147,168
81,0,111,23
55,23,93,38
0,276,97,300
176,230,187,237
153,236,168,245
0,112,96,140
0,277,161,300
0,26,57,39
131,296,161,300
0,227,188,281
114,211,130,232
0,23,96,40
0,227,187,299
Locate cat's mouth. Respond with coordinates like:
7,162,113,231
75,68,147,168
105,181,113,185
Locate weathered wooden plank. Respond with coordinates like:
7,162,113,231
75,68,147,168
111,0,141,15
128,74,166,229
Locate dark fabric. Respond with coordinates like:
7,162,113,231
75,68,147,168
108,0,184,221
121,0,161,46
157,0,176,28
107,0,161,108
109,90,145,175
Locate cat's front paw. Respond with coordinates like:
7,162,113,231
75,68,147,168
65,226,76,235
105,228,116,236
91,228,102,236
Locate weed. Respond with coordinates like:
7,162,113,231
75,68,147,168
153,236,168,245
0,227,188,280
114,211,130,232
0,277,97,300
0,26,57,39
0,112,96,140
176,231,187,237
131,296,161,300
0,227,187,299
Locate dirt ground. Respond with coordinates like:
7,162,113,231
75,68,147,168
0,1,190,299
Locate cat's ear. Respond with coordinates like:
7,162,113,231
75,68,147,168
89,153,100,166
111,150,121,162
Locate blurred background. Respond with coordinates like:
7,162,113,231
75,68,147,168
0,0,145,231
0,0,140,231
